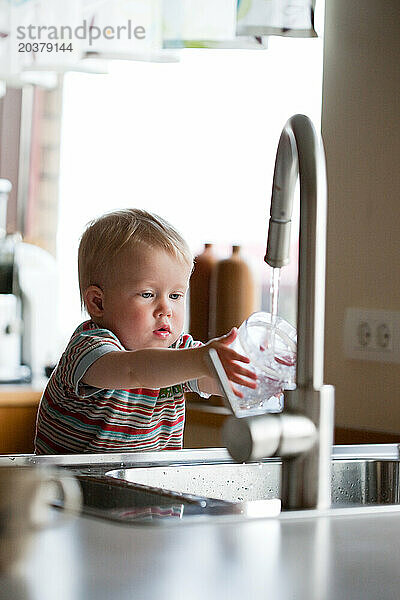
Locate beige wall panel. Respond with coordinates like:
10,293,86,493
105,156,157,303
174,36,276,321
322,0,400,432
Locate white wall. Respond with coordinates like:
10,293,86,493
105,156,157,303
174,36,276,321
57,35,324,344
322,0,400,432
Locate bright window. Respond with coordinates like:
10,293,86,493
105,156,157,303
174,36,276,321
57,22,324,345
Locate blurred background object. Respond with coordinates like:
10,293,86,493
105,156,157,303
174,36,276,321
209,245,259,338
189,243,217,342
0,178,58,383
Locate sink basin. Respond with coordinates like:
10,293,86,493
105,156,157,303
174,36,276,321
106,457,400,506
3,445,400,525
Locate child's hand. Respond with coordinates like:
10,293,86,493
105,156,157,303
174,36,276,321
203,328,257,397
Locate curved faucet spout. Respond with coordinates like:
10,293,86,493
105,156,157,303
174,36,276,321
265,114,327,391
220,114,334,510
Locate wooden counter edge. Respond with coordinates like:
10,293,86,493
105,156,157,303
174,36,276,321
0,389,42,407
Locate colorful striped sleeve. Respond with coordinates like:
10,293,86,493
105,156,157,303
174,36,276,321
56,325,125,398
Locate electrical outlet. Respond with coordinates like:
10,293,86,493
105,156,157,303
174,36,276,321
344,308,399,363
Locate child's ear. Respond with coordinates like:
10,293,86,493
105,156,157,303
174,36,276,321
84,286,104,317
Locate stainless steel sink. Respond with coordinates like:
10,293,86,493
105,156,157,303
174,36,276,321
106,455,400,507
2,445,400,525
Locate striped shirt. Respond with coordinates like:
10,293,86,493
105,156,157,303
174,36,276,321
34,320,205,454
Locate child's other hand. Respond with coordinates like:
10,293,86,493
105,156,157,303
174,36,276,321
204,328,257,397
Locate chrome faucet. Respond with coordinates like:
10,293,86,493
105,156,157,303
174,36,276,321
213,114,335,510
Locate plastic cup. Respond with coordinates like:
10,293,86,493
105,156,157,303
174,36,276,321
229,311,297,414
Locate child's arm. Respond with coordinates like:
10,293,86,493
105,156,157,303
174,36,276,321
196,376,226,397
82,328,257,395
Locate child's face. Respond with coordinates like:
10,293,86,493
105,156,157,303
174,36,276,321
99,244,192,350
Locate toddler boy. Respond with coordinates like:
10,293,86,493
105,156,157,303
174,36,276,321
34,209,256,454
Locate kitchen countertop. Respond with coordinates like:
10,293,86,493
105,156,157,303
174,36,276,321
2,503,400,600
0,380,45,406
1,447,400,600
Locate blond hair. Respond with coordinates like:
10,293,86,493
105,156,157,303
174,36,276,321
78,209,193,308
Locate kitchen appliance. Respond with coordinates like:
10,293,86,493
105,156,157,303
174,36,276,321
0,178,58,382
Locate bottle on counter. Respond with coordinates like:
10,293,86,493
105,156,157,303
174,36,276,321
189,243,217,343
209,245,259,338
